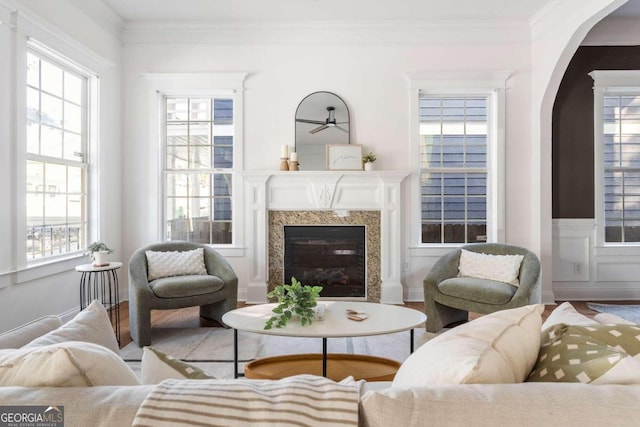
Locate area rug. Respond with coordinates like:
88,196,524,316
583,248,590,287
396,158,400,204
120,327,435,379
586,303,640,324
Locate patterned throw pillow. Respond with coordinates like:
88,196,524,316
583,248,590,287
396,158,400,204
528,323,640,384
145,248,208,281
457,249,524,286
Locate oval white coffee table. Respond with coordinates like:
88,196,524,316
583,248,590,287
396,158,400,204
222,301,427,380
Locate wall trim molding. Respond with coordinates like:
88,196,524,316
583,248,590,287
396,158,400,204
122,20,530,45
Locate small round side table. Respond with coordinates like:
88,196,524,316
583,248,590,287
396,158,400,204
75,262,122,344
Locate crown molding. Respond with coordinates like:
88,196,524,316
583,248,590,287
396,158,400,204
121,19,531,45
68,0,124,41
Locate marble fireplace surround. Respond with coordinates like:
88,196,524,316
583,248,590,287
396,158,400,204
270,211,380,301
243,171,409,304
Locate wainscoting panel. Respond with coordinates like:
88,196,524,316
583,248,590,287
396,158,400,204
597,262,640,282
552,235,590,282
553,219,640,300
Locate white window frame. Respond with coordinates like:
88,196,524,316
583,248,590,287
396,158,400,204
142,73,247,257
24,41,91,264
590,70,640,248
6,5,109,283
407,72,509,253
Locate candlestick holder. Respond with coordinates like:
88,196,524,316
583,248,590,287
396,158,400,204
279,157,289,171
288,161,299,171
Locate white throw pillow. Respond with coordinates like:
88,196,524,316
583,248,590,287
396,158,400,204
457,249,524,286
541,301,597,330
22,300,119,354
0,341,139,387
141,346,214,384
146,248,208,281
392,304,544,387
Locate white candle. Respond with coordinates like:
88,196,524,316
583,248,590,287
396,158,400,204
281,145,289,158
290,151,298,162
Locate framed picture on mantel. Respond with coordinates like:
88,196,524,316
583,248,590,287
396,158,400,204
326,144,363,171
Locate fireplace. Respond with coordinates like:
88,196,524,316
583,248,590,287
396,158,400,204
245,171,408,304
284,225,366,298
267,210,381,302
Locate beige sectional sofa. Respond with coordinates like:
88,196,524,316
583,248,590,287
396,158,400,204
1,302,639,427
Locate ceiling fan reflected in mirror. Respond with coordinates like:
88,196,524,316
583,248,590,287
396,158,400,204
296,106,349,134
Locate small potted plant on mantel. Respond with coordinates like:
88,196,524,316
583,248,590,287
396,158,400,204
264,277,323,329
87,241,113,267
363,151,377,171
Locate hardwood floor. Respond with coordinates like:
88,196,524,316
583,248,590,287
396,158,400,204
116,300,623,349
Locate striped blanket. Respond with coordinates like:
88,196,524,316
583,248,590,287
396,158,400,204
132,375,362,427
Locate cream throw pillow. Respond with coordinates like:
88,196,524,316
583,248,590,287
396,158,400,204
458,249,524,286
146,248,208,281
23,300,119,354
392,304,544,387
541,301,597,330
0,341,139,387
141,346,214,384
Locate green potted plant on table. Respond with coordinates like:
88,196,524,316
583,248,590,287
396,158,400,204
362,151,377,171
87,241,113,266
264,277,323,329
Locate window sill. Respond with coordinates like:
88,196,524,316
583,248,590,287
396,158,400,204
0,254,88,286
409,245,463,257
206,246,245,257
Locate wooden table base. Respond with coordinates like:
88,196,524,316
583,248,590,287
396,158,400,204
244,353,401,382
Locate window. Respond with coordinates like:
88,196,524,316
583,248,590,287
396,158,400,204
590,70,640,245
409,72,507,248
419,95,489,244
163,97,234,244
25,47,88,260
602,94,640,243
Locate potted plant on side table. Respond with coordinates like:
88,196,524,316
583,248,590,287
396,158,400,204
264,277,323,329
88,241,113,267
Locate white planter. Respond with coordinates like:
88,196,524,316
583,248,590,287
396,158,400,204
92,251,109,266
364,162,374,171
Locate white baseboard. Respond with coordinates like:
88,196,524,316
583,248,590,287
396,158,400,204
405,287,424,302
553,282,640,301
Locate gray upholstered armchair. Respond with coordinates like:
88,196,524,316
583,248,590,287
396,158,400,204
128,242,238,346
424,243,540,332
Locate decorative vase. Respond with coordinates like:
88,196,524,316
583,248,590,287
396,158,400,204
364,162,374,171
92,251,109,266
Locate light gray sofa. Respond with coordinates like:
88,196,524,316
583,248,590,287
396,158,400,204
1,311,640,426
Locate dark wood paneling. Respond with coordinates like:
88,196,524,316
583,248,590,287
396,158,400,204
553,46,640,218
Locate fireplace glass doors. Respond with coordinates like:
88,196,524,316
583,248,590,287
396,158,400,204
283,225,366,298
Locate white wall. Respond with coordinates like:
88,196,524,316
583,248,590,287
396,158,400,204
0,0,122,332
120,23,535,302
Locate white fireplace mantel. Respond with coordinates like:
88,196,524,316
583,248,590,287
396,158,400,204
243,170,410,304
